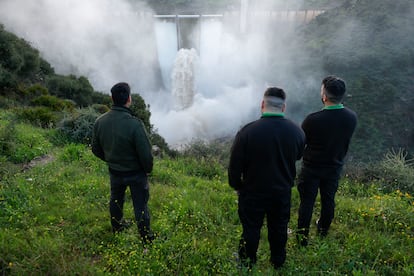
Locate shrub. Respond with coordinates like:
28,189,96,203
38,58,54,75
0,65,18,92
346,148,414,194
15,106,58,128
377,149,414,193
23,83,48,97
91,91,111,106
46,75,94,107
150,132,176,157
130,93,151,133
0,96,18,109
180,139,231,166
57,108,100,144
90,104,109,114
31,95,74,111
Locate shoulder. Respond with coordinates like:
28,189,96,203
239,119,258,132
303,110,324,122
344,107,357,117
124,116,144,128
94,110,111,123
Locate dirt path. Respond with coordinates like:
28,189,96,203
22,154,55,171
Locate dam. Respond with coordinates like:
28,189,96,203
150,8,324,109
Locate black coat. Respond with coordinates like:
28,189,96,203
228,115,305,196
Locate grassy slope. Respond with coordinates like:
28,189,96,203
0,122,413,275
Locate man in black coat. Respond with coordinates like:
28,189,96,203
92,82,154,244
297,76,357,246
228,87,305,269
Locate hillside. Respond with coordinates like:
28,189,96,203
294,0,414,160
0,114,413,274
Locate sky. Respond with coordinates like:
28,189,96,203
0,0,320,147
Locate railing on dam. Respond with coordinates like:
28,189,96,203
152,10,324,49
153,10,325,22
137,9,325,25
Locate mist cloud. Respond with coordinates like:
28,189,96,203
0,0,159,92
0,0,319,147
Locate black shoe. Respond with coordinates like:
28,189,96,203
297,234,308,247
296,230,308,247
113,219,133,233
270,256,285,269
271,262,284,270
316,219,328,237
142,231,156,246
235,255,254,271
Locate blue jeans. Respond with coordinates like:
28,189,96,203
109,172,152,242
297,166,340,239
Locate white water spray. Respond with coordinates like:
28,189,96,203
171,48,198,110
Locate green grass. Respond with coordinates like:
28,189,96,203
0,126,413,275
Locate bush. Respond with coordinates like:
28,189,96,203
91,91,111,106
46,75,94,107
130,93,151,133
0,65,18,92
180,139,231,166
15,106,58,128
150,132,176,157
57,108,100,144
22,83,48,98
90,104,109,114
31,95,74,111
0,96,18,109
346,148,414,194
377,149,414,193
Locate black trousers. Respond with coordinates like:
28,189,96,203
297,166,340,238
109,172,152,242
238,192,291,268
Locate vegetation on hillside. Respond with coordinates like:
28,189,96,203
293,0,414,160
0,118,413,274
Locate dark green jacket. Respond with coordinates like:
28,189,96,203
92,105,153,174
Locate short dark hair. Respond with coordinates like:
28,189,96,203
111,82,131,106
263,87,286,110
264,87,286,100
322,76,346,103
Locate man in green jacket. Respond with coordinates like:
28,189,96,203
92,82,154,244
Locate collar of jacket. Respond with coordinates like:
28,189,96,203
111,105,133,114
323,104,344,110
261,112,285,118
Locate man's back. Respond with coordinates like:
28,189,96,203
92,106,153,173
229,116,305,195
302,107,357,169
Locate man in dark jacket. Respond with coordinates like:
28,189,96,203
92,82,154,244
297,76,357,246
228,87,305,269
